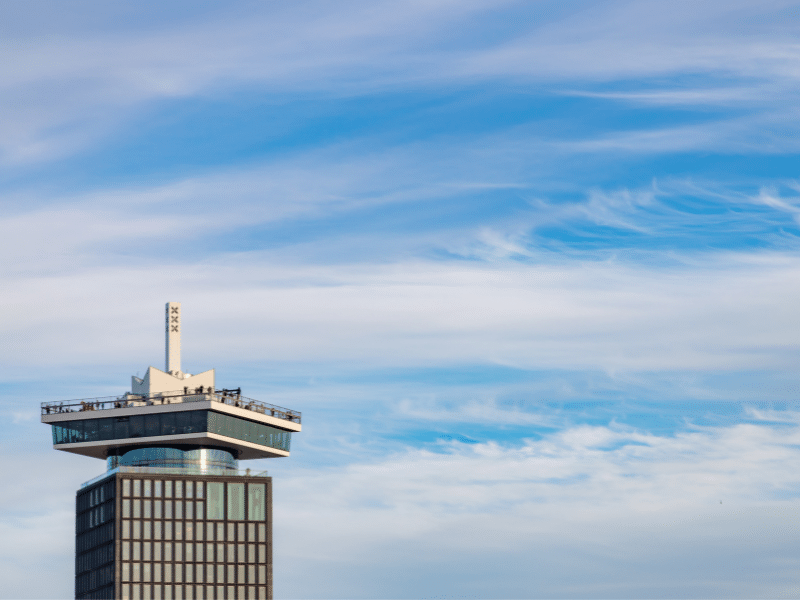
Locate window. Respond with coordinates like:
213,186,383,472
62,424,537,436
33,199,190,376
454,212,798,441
228,483,245,521
206,483,224,520
248,484,265,521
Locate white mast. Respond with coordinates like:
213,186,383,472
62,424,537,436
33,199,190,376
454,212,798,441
166,302,181,375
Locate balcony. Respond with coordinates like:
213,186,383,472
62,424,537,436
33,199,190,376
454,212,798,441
41,389,301,425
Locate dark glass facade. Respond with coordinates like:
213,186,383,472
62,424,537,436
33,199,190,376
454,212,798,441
52,411,292,452
76,477,117,599
76,472,273,600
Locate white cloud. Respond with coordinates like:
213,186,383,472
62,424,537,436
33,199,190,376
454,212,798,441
268,416,800,597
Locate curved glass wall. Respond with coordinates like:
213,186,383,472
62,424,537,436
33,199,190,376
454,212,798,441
107,447,238,474
51,410,292,452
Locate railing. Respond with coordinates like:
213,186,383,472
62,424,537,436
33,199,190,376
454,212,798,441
80,466,269,489
41,389,301,424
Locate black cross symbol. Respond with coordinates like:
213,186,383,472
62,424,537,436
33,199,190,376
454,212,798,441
171,325,179,332
171,307,179,314
171,316,179,323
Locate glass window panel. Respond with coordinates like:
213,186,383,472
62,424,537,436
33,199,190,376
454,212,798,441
115,416,131,439
217,523,224,540
123,584,131,600
258,545,266,564
175,543,183,562
257,565,265,585
195,523,203,541
143,520,152,540
185,564,193,583
238,566,245,584
216,566,224,584
165,543,172,562
216,543,224,563
154,480,162,497
248,544,255,563
134,500,141,518
165,564,172,583
191,411,206,433
196,483,204,500
195,543,203,562
175,521,183,540
164,585,172,600
248,566,255,586
123,499,131,518
227,544,235,563
238,544,245,562
130,415,145,438
154,563,162,583
186,481,194,500
165,500,173,519
143,563,151,583
206,523,214,540
123,562,130,582
123,541,131,561
258,585,267,600
206,483,223,520
186,501,193,520
228,484,245,521
207,412,223,436
248,484,265,521
154,540,162,561
123,479,131,497
175,501,183,520
238,523,245,540
227,569,234,587
154,521,162,540
175,565,183,584
175,412,192,435
258,524,265,541
123,520,130,539
175,481,183,499
174,584,182,600
144,480,152,497
195,564,203,584
144,414,160,438
134,480,142,496
165,521,173,540
133,563,141,582
217,586,224,600
206,543,214,562
133,520,141,539
133,542,141,561
161,412,176,436
248,523,255,540
133,585,141,600
143,542,151,561
154,500,162,519
144,500,152,519
227,523,234,540
84,419,99,442
165,480,172,497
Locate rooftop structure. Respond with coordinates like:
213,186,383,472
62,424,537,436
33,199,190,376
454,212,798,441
42,303,300,600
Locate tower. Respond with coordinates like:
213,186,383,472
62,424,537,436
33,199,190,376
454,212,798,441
41,304,302,600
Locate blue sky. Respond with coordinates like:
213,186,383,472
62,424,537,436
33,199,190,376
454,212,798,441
2,1,800,597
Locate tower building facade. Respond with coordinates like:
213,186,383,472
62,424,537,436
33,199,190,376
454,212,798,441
41,304,301,600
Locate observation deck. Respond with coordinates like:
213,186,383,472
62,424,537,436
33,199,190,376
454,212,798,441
41,388,302,461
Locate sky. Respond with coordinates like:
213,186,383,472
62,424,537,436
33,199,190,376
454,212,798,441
2,0,800,598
